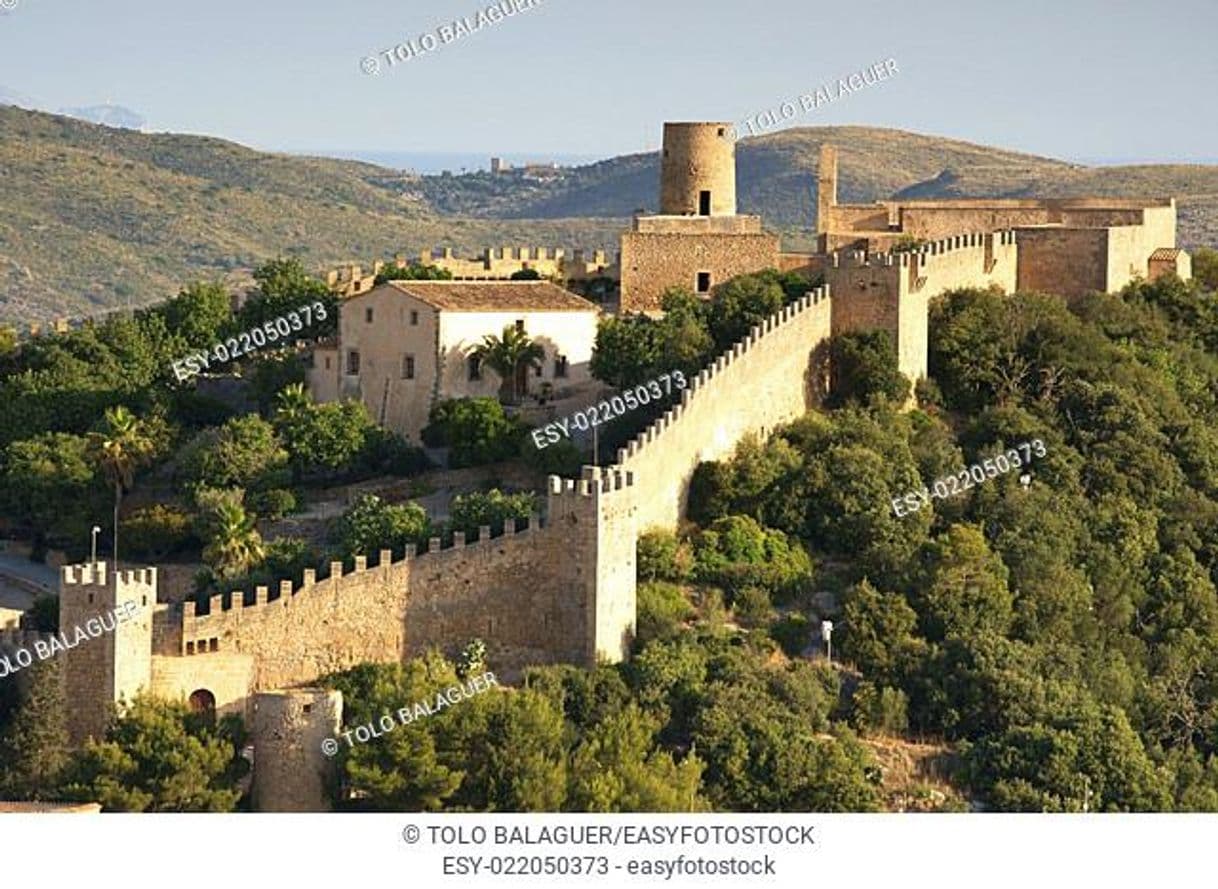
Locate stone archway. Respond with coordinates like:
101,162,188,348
189,688,217,723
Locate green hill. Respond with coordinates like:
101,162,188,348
3,106,1217,325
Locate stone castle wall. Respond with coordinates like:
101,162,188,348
617,288,833,530
620,231,780,312
160,470,635,699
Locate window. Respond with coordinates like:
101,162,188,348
324,356,331,370
346,350,361,375
410,310,419,326
697,272,712,293
554,355,569,378
468,354,482,381
699,190,711,216
402,354,415,380
514,319,525,333
365,307,374,323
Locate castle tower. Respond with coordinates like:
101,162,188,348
817,143,838,237
59,562,156,745
547,467,638,665
251,688,342,812
620,121,780,311
660,122,737,216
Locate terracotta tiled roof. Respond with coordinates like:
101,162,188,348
382,280,597,313
1149,248,1183,261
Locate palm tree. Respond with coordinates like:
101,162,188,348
202,500,265,583
273,383,312,425
87,406,155,569
471,325,545,404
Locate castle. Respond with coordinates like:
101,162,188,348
33,121,1191,810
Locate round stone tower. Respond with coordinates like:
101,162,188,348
251,688,343,812
659,122,737,217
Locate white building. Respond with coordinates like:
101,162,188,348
309,280,601,441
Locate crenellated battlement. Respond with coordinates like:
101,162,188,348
179,515,544,648
617,286,831,466
60,562,158,590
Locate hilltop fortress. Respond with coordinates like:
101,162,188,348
27,121,1191,810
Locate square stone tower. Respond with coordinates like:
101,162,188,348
59,562,156,745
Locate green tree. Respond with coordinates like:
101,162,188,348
915,524,1014,642
375,263,454,285
1191,247,1218,292
201,498,265,583
0,660,69,801
272,386,373,478
1,432,104,550
590,313,663,388
59,696,247,812
470,325,545,404
87,406,156,567
187,414,289,490
335,494,431,560
158,281,232,348
567,705,705,811
242,258,335,337
829,330,911,406
708,272,785,350
421,398,525,468
447,489,536,538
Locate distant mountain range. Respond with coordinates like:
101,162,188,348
2,104,1216,325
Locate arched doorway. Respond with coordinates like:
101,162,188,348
189,689,217,724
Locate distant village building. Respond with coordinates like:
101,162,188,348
309,280,599,440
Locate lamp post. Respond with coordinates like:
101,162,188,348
90,525,102,565
821,620,834,664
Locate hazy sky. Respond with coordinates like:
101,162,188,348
1,0,1215,162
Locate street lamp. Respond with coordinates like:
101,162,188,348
821,620,834,663
90,525,102,564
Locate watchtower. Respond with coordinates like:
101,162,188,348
660,122,737,217
59,562,156,745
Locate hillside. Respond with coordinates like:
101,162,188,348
0,106,623,324
3,107,1218,325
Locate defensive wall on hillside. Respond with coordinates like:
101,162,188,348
57,469,638,741
826,231,1018,380
617,287,833,530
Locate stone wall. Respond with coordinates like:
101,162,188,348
620,231,780,312
1015,227,1109,296
168,469,636,693
251,689,342,813
149,652,254,721
618,288,833,531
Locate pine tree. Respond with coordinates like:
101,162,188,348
0,658,69,801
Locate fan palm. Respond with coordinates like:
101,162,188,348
87,406,155,569
471,325,545,404
202,500,266,583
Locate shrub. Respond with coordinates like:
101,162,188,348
519,436,584,477
422,398,525,468
26,595,59,633
769,612,812,658
687,461,736,525
120,505,196,559
247,487,297,521
828,330,911,407
447,489,537,538
358,427,431,477
692,515,813,602
851,682,910,736
334,494,431,560
636,581,695,645
636,529,692,582
732,585,773,628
